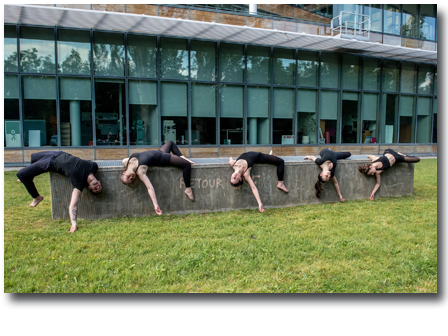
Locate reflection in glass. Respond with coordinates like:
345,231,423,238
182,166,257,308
273,48,294,85
297,89,318,145
363,57,380,91
320,53,340,88
22,76,57,147
191,84,216,145
384,4,401,35
416,97,432,143
219,43,244,83
160,38,188,80
297,51,318,87
420,5,436,41
4,75,21,147
20,27,55,73
341,92,360,143
342,55,361,90
363,4,382,32
402,4,419,38
58,29,90,75
93,32,125,76
432,98,437,143
247,86,270,144
320,90,339,144
129,80,158,146
190,40,216,81
247,46,270,84
382,60,399,92
127,34,156,78
220,85,243,145
161,82,188,145
4,25,18,72
273,88,294,144
94,79,126,146
401,62,416,94
59,77,92,146
418,64,434,95
399,95,415,143
361,93,379,144
381,94,398,143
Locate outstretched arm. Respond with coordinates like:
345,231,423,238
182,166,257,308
68,188,82,233
228,157,236,166
244,173,264,213
332,177,345,202
122,158,129,167
304,156,317,162
370,173,381,200
137,170,162,215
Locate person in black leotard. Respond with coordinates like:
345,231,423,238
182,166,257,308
228,150,288,213
358,149,420,200
121,141,195,215
304,148,351,202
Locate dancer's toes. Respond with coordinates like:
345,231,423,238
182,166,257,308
269,150,273,155
30,195,44,207
68,225,77,233
17,179,21,182
185,188,194,201
277,183,289,193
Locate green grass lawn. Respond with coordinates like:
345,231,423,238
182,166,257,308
4,159,437,293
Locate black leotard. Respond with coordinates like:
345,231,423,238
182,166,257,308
233,151,285,181
314,149,351,178
126,150,171,169
233,152,262,174
373,149,404,171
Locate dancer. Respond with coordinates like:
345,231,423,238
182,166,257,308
16,151,102,233
304,148,351,202
228,150,288,213
358,149,420,200
121,141,195,215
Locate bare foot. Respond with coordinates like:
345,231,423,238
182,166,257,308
17,179,21,182
181,156,195,164
277,182,289,193
184,188,194,201
68,225,77,233
30,195,44,207
269,150,273,155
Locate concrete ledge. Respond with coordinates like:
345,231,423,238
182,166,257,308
50,156,415,220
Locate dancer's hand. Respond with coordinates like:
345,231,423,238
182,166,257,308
154,205,162,215
370,193,375,200
259,204,265,213
339,196,345,202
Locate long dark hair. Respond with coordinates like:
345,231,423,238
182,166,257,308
314,174,326,198
231,178,244,187
358,164,371,175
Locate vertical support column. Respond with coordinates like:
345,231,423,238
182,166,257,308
69,100,81,146
249,4,257,15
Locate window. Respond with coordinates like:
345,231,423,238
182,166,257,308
342,55,361,90
416,97,432,143
160,38,188,80
297,51,318,87
381,94,398,143
127,34,157,78
401,62,416,94
247,86,270,144
320,90,339,143
363,57,381,91
420,5,436,41
320,53,340,88
432,98,437,143
191,83,217,145
402,4,419,38
361,93,379,144
363,4,382,33
190,40,216,81
220,85,244,145
384,4,401,35
399,95,415,143
161,82,188,145
247,46,270,84
418,64,434,95
273,48,294,85
4,25,18,72
93,32,125,76
219,43,244,83
20,27,55,73
341,92,361,143
297,89,318,144
4,75,21,147
58,29,91,75
382,60,399,92
273,88,294,144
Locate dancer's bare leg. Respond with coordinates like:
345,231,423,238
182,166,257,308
30,195,44,207
184,187,194,201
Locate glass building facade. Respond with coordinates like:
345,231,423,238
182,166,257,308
4,20,437,154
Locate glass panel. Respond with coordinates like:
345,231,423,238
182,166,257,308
273,48,294,85
161,82,188,145
20,27,55,73
297,51,318,87
434,67,437,95
22,76,57,147
190,40,216,81
418,64,434,95
220,85,244,145
57,29,91,75
94,79,126,146
363,57,381,91
160,38,188,80
402,4,419,38
320,90,339,144
382,60,399,92
59,77,92,146
273,88,294,144
361,93,379,144
420,5,436,41
433,98,437,143
342,55,361,90
4,75,21,147
219,43,245,83
4,25,18,72
247,46,270,84
399,95,415,143
401,62,416,94
129,80,158,146
127,34,157,78
363,4,382,32
384,4,401,35
191,84,216,145
416,97,432,143
93,32,125,76
247,86,270,145
381,94,398,143
320,53,340,88
341,92,360,143
297,89,318,145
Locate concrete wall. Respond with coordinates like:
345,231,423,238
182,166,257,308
50,158,414,220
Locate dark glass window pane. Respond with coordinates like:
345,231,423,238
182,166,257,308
191,84,216,145
361,93,379,144
382,60,399,92
341,92,360,143
220,85,244,145
320,53,340,88
273,48,294,85
363,4,382,32
20,27,55,73
402,4,419,38
219,43,244,83
399,95,415,143
297,51,318,87
127,34,157,78
160,38,188,80
416,97,432,143
363,57,381,91
93,32,125,76
4,25,18,72
320,90,339,143
342,55,361,90
297,89,318,144
190,40,216,81
58,29,91,75
401,62,416,94
273,88,294,144
418,64,434,95
247,46,270,84
4,75,21,147
381,94,398,143
384,4,401,35
420,5,436,41
161,82,188,145
247,86,270,144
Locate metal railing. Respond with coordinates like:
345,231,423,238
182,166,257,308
331,11,370,41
